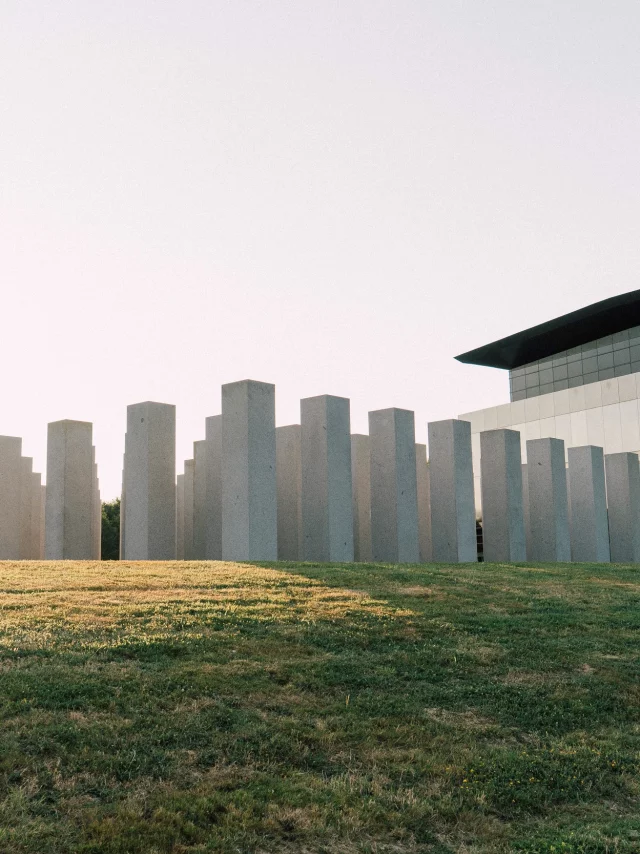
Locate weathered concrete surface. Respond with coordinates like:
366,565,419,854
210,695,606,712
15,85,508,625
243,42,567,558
91,447,101,560
222,380,277,561
31,472,42,559
124,402,176,560
605,452,640,563
568,445,610,563
415,444,432,563
205,416,222,560
428,419,477,563
480,429,526,562
39,484,45,559
526,437,570,562
183,459,195,560
119,450,125,559
45,420,94,559
276,425,303,560
351,434,372,562
521,464,531,559
0,437,22,559
301,395,353,562
193,439,207,559
369,408,419,564
20,456,33,559
176,473,185,559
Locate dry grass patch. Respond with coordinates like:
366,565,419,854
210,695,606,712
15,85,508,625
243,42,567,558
499,669,562,686
424,708,498,732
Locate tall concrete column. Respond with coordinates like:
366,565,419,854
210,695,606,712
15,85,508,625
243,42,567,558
301,395,353,562
39,484,46,560
0,437,24,559
568,446,610,563
0,437,22,559
276,425,302,560
184,459,195,560
605,452,640,563
124,402,176,560
91,448,101,560
369,408,419,564
415,444,432,563
428,419,477,563
90,447,95,558
31,472,42,559
205,415,222,560
176,473,185,559
526,437,571,562
480,429,526,563
521,464,531,559
45,420,94,559
20,457,34,559
96,486,101,559
222,380,277,561
193,439,207,559
119,451,125,559
351,434,372,562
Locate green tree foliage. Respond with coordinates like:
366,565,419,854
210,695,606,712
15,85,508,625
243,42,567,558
101,498,120,560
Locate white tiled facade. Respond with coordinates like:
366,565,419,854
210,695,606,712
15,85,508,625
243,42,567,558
458,373,640,516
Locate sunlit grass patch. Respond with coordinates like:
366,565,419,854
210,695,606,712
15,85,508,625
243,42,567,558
0,559,639,852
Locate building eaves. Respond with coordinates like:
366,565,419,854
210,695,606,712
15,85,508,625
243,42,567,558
455,289,640,370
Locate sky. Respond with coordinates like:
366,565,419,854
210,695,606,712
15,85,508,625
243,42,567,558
2,1,639,498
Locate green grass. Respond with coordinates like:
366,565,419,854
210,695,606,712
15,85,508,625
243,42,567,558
0,559,639,853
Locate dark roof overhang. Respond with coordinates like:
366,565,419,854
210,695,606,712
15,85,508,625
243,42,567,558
455,289,640,370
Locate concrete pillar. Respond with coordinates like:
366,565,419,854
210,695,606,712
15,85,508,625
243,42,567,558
480,429,526,563
428,419,477,563
276,425,302,560
0,437,23,559
39,484,46,559
605,452,640,563
415,444,432,563
301,395,353,562
90,447,95,558
184,459,195,560
369,408,419,563
95,485,101,560
192,439,207,559
20,457,34,559
0,437,22,559
205,415,222,560
521,464,531,559
30,472,42,559
91,448,101,560
45,420,94,559
222,380,277,561
123,401,176,560
351,434,372,562
568,446,610,563
526,437,571,562
119,451,125,559
176,474,185,559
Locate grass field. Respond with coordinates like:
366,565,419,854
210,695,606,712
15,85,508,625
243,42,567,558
0,559,639,853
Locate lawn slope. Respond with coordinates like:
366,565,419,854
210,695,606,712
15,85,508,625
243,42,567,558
0,560,639,853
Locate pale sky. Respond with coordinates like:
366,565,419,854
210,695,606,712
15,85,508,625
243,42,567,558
2,1,639,498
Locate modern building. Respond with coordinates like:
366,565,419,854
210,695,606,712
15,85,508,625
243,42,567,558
455,289,640,513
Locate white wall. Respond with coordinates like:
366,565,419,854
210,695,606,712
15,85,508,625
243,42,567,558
457,373,640,516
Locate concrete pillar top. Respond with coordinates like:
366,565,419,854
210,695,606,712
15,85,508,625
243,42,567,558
47,419,92,428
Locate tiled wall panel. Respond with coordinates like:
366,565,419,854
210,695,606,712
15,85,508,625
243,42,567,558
509,327,640,401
